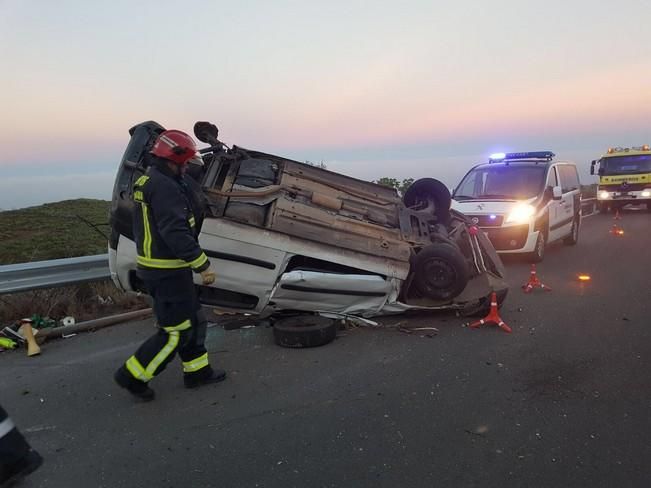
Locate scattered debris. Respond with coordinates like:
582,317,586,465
24,425,56,433
317,312,379,328
465,425,489,437
20,320,41,357
397,325,439,338
2,326,25,344
61,316,76,327
0,337,17,350
96,296,114,305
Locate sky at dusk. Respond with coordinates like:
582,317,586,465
1,0,650,209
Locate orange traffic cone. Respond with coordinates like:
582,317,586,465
522,264,551,293
469,292,511,333
610,223,624,236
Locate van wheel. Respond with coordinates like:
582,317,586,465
412,243,469,301
529,231,546,263
272,316,337,348
563,216,580,245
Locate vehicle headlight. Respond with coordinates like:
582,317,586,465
599,191,610,200
505,203,535,224
641,190,651,198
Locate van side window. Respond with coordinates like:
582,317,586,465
546,167,558,188
558,165,579,193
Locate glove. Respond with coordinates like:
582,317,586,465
200,269,216,285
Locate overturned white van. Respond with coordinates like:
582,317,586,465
109,121,509,331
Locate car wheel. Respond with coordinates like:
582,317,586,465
412,243,469,301
529,231,546,263
272,315,337,348
563,216,580,245
403,178,452,224
597,202,609,214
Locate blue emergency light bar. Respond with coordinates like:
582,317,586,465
489,151,555,162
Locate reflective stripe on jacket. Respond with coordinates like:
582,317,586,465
132,165,210,273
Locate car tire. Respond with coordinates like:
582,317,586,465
403,178,452,224
563,216,580,245
529,231,546,263
272,315,338,348
412,243,469,301
597,202,609,214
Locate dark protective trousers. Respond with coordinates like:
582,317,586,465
122,269,211,385
0,405,30,469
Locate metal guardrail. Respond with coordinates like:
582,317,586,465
0,254,110,295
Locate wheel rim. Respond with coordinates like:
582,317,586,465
422,258,456,290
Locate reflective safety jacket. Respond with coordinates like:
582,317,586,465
132,165,210,273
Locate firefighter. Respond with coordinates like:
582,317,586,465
114,129,226,401
0,404,43,485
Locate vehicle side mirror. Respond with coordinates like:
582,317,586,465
552,186,562,200
193,121,220,145
590,160,596,175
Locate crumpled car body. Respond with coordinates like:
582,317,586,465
109,121,508,318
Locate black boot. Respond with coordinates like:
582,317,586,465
114,367,155,402
0,448,43,487
184,367,227,389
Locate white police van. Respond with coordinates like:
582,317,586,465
451,151,581,262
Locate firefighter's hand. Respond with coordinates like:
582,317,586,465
200,269,216,285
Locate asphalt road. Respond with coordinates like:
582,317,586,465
2,209,650,488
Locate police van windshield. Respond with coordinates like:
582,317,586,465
600,155,651,175
454,165,546,200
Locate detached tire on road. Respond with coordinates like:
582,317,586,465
412,243,469,301
273,315,337,348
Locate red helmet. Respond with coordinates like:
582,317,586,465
150,130,198,165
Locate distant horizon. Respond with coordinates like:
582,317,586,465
2,1,649,209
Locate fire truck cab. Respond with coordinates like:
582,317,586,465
591,145,651,213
